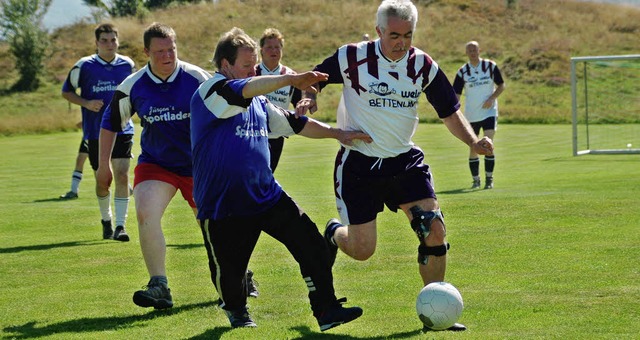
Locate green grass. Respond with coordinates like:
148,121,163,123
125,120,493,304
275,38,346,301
1,124,639,339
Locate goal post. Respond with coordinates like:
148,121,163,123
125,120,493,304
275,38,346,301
571,54,640,156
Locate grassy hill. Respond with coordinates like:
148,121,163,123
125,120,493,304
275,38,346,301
0,0,639,135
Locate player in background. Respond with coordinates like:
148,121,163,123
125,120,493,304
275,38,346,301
61,23,135,242
97,22,257,310
190,27,370,330
59,135,88,200
254,28,301,172
452,40,505,189
295,0,494,331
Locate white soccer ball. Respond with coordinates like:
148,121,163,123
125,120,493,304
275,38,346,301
416,281,464,330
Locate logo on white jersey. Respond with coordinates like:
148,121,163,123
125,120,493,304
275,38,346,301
368,82,396,96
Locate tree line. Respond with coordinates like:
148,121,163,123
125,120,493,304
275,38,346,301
0,0,211,92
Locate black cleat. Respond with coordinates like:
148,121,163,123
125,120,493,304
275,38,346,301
484,177,494,189
113,226,130,242
101,220,113,239
246,270,259,298
316,297,363,331
324,219,342,267
471,178,481,189
59,191,78,200
133,279,173,309
224,305,257,328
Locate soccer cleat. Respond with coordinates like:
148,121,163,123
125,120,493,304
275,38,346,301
471,178,481,189
133,279,173,309
113,226,130,242
316,297,363,332
101,220,113,239
59,191,78,200
423,322,467,332
246,270,259,298
224,305,257,328
484,177,494,189
324,219,342,267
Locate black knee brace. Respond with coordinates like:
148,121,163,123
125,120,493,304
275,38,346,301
409,206,448,265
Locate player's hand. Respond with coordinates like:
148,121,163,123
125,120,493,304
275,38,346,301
85,99,104,112
295,97,318,117
473,136,493,155
291,71,328,93
338,130,373,146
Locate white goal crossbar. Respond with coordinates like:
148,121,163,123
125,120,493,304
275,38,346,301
571,54,640,156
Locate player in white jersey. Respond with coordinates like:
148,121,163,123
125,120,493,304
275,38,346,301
191,27,370,331
60,23,135,242
452,41,505,189
296,0,494,332
254,28,301,172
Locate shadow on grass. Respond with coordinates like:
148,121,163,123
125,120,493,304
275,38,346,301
167,243,203,250
2,301,220,339
30,196,82,203
287,325,424,339
186,324,425,339
0,240,103,254
437,188,483,195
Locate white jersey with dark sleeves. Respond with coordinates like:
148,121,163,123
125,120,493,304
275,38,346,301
320,39,459,158
453,58,503,123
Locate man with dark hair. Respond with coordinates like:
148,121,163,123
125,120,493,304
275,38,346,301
61,23,135,242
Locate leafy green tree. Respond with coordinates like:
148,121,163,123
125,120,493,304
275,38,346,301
83,0,207,17
0,0,51,91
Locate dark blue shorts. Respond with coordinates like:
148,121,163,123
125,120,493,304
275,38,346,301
470,116,497,136
333,146,436,225
78,139,89,154
87,134,133,171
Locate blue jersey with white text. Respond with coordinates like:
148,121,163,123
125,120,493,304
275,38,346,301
190,72,308,221
62,54,135,139
102,60,210,176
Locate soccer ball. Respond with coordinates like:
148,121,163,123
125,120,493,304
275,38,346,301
416,281,464,330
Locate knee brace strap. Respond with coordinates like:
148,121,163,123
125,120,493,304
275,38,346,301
417,243,450,265
410,207,445,241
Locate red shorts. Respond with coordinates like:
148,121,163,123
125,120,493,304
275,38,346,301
134,162,196,208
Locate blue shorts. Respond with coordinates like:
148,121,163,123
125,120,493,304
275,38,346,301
470,116,497,136
333,146,436,225
87,134,133,171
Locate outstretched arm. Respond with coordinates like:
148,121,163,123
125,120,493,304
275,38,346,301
242,72,327,99
298,118,372,146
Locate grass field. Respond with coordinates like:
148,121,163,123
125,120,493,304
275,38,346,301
0,124,638,339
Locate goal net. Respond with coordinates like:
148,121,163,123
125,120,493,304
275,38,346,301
571,54,640,155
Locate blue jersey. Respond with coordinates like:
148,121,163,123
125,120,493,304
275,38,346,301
62,54,135,139
102,60,211,176
190,72,308,221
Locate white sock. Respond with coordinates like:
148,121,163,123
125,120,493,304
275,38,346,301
97,193,112,221
70,170,83,193
114,196,129,227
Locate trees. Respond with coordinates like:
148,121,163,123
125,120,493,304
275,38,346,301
0,0,52,91
83,0,209,18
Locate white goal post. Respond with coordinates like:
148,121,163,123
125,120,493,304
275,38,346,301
571,54,640,156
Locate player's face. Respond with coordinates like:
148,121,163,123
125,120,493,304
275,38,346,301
225,47,257,79
260,38,283,69
466,44,480,61
146,37,178,80
377,16,413,61
96,32,119,60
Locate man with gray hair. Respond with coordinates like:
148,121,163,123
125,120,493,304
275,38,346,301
296,0,494,331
